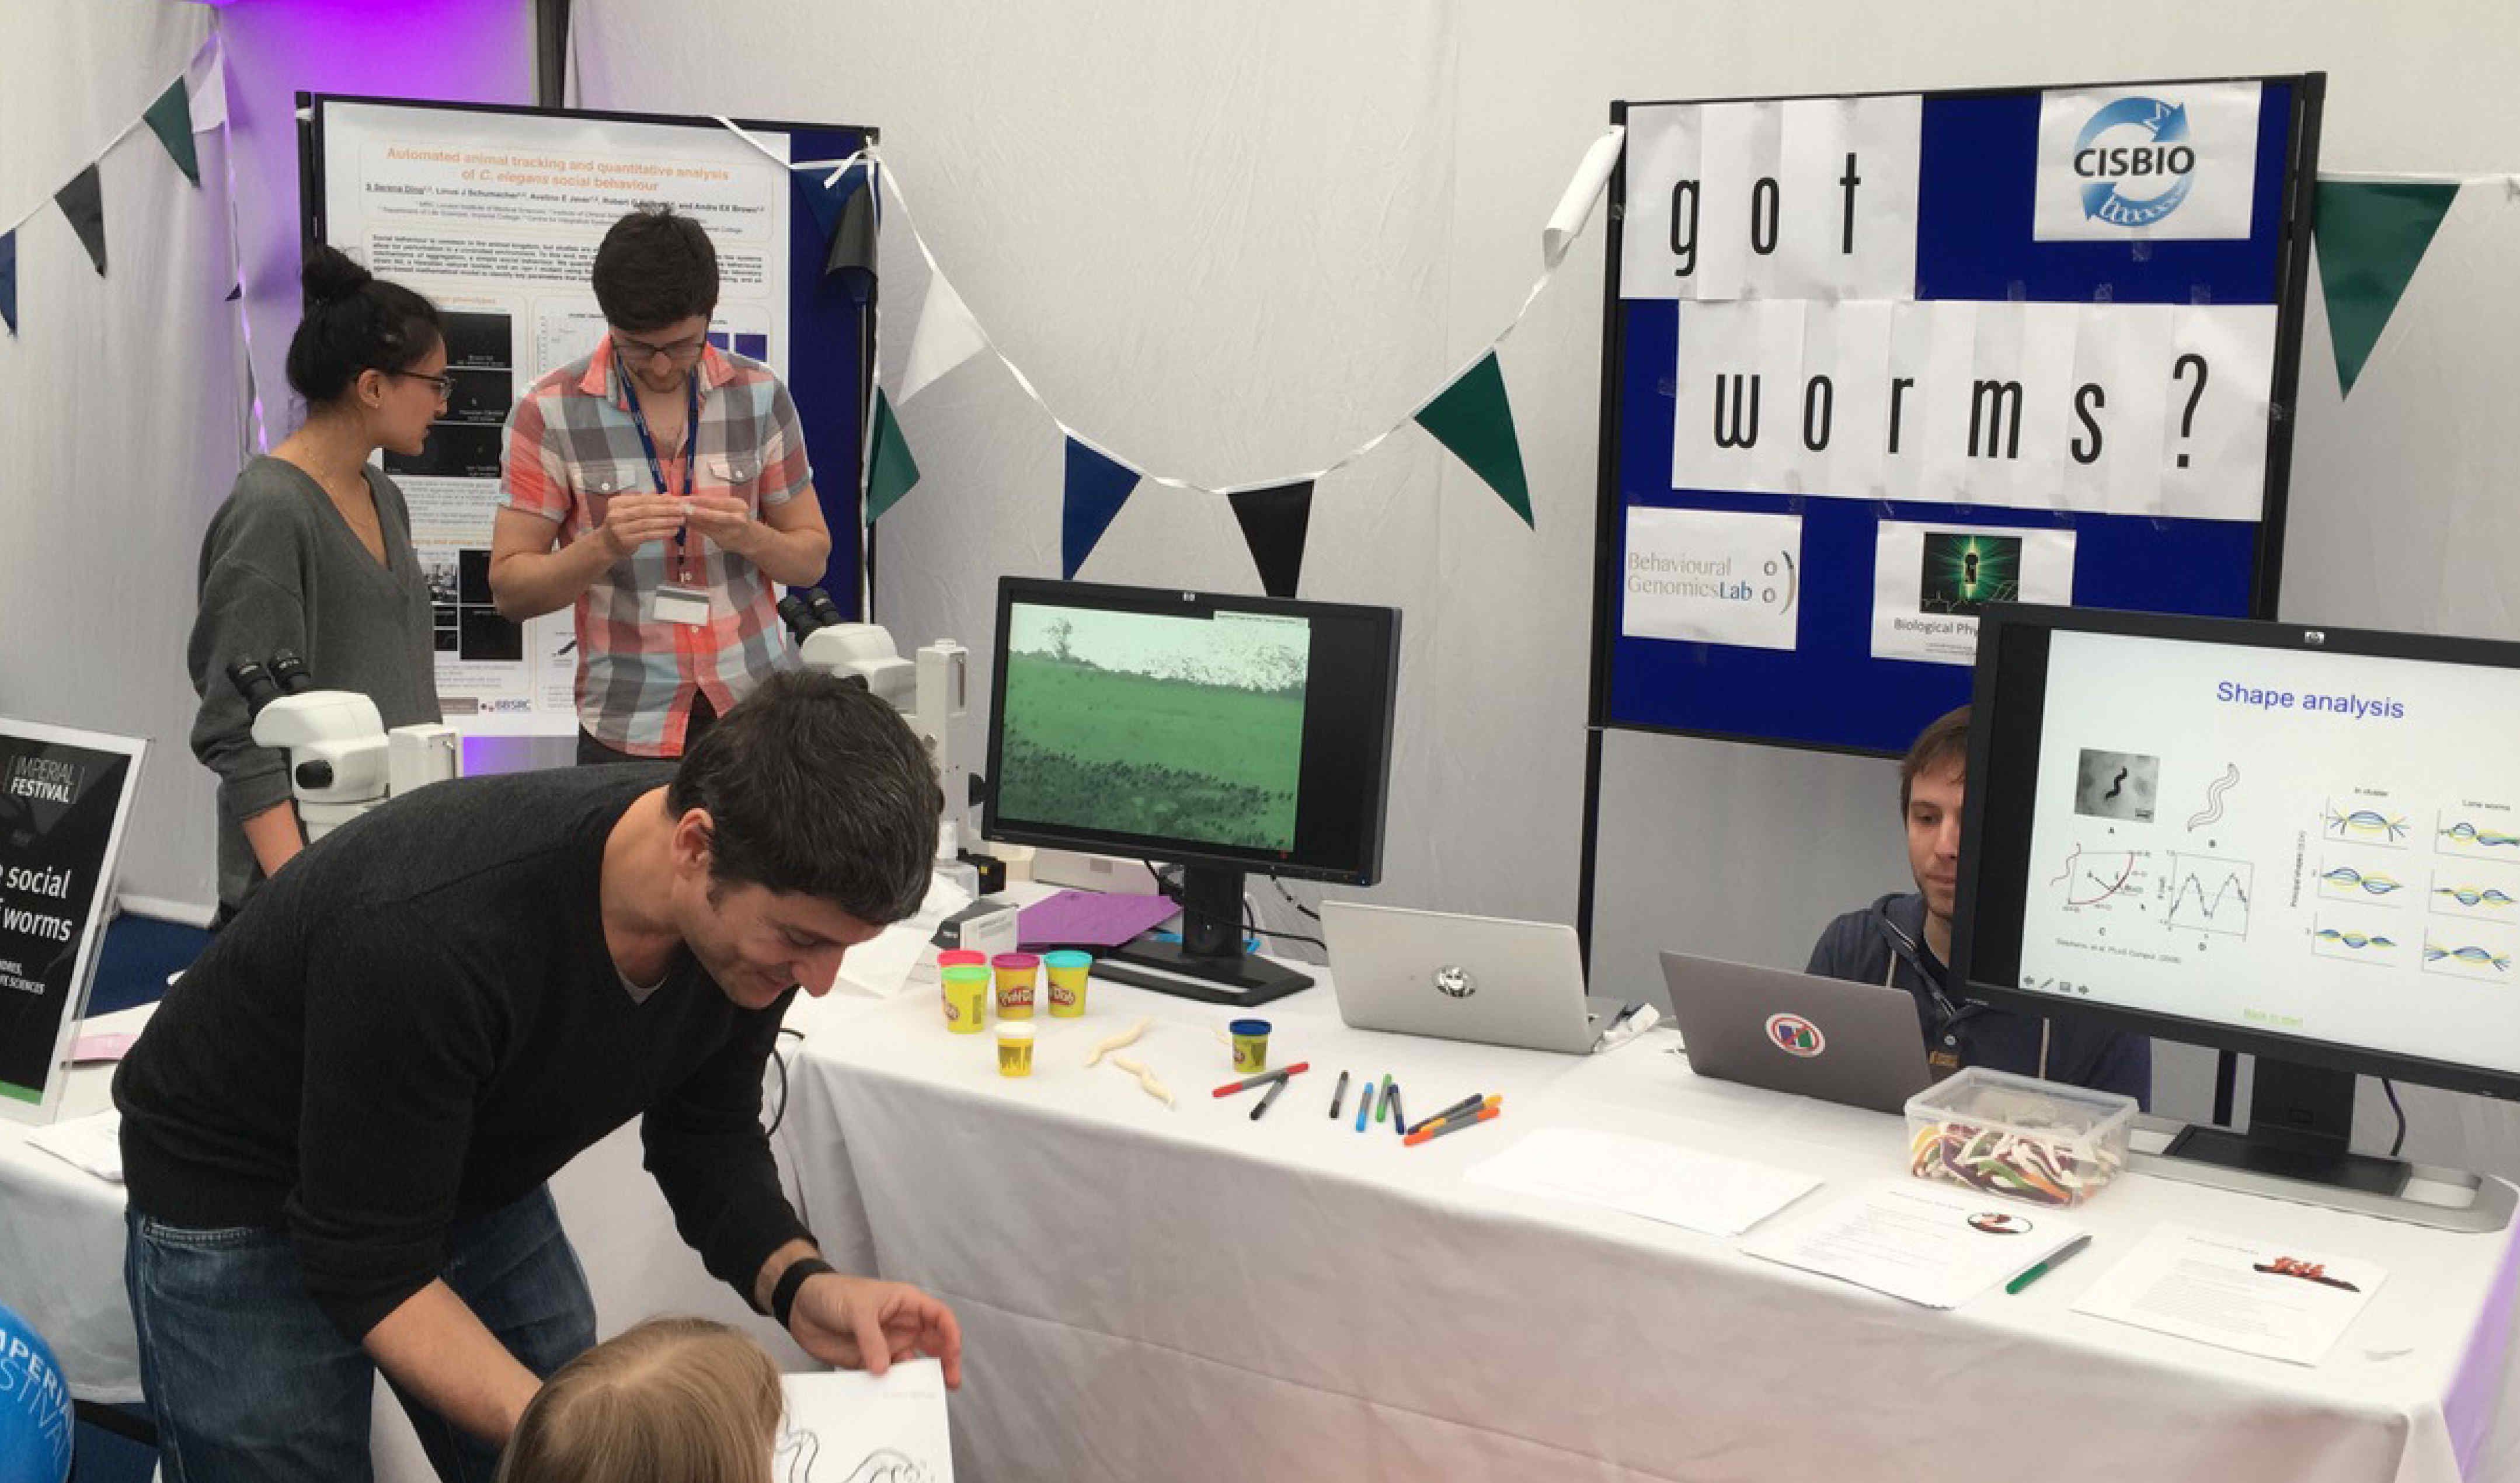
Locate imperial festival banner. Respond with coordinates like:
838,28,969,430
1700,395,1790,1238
0,719,144,1122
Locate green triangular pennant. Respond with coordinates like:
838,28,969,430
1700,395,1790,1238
142,76,200,187
2315,179,2460,398
1414,350,1533,527
864,388,921,524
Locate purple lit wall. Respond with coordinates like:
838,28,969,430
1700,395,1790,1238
215,0,546,775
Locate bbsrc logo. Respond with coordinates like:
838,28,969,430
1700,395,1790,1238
1764,1012,1826,1059
2072,97,2196,228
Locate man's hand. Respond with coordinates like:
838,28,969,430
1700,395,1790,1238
787,1273,963,1390
597,492,686,559
682,494,759,556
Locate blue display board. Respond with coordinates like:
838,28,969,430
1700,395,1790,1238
1588,76,2322,756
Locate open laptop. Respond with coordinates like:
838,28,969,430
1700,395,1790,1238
1322,903,1637,1054
1659,950,1935,1113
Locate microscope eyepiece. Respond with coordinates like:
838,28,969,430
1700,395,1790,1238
805,589,845,629
776,593,820,640
268,650,316,695
226,659,283,718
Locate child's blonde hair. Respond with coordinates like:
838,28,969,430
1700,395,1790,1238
497,1318,783,1483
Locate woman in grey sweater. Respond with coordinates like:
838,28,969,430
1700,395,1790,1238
187,246,448,919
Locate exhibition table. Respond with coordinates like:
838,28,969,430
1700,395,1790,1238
779,973,2520,1483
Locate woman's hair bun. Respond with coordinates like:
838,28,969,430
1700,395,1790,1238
301,243,375,309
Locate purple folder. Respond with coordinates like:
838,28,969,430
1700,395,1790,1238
1015,890,1181,949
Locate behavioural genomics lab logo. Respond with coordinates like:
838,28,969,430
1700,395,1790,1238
1765,1013,1826,1059
2072,96,2198,227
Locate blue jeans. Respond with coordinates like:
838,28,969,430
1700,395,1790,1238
124,1185,596,1483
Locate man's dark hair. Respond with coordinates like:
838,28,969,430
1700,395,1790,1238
1899,705,1969,813
591,207,719,332
666,670,941,924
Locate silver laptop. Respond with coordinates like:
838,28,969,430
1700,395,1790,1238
1659,950,1935,1113
1323,903,1631,1054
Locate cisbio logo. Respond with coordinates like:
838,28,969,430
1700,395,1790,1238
1765,1013,1826,1059
2072,97,2196,228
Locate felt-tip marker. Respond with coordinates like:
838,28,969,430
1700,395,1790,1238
1355,1078,1376,1132
1328,1070,1349,1120
1405,1092,1487,1136
1408,1094,1502,1138
1404,1106,1501,1147
1388,1081,1405,1138
1250,1075,1289,1121
1212,1063,1308,1097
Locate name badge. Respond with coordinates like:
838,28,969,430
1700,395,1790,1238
652,584,712,627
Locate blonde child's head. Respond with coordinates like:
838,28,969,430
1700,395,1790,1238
497,1318,783,1483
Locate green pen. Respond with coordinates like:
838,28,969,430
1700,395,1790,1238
2005,1234,2093,1294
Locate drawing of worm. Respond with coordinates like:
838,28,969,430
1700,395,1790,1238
2187,764,2239,831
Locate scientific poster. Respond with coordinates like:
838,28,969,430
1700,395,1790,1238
316,102,794,735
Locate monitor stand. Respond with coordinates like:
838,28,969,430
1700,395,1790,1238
2145,1058,2515,1231
1094,864,1314,1008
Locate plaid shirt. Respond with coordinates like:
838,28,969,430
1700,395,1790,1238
502,339,813,755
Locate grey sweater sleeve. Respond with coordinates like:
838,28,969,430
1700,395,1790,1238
187,499,312,830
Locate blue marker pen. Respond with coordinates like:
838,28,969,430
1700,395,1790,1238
1355,1077,1376,1132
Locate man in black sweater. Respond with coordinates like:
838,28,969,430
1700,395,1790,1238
1805,704,2150,1103
116,670,960,1482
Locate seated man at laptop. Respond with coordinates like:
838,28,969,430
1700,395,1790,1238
1805,705,2151,1103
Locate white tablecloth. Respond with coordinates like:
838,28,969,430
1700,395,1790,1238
780,972,2520,1483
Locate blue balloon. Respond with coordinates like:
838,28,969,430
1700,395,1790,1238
0,1303,71,1483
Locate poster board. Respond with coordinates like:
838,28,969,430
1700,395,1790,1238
0,719,144,1123
302,96,876,736
1588,75,2323,758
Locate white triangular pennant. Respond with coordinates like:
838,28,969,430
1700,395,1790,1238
897,269,986,405
188,37,228,132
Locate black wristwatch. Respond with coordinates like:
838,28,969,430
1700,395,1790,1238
771,1257,837,1330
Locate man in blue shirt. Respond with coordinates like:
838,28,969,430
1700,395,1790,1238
1805,705,2151,1103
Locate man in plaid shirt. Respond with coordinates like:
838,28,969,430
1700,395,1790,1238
491,208,832,763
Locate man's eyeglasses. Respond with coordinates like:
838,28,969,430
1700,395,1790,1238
388,370,456,401
612,330,709,367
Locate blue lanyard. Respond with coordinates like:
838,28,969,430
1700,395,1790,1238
623,369,701,572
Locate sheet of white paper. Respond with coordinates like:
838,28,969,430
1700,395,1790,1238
1693,101,1783,302
1619,506,1804,651
1465,1128,1818,1238
25,1109,121,1183
2159,305,2279,522
1870,520,2077,666
2071,1223,2387,1367
2032,83,2263,243
1742,1181,2083,1309
835,873,976,999
1618,103,1707,301
778,1360,953,1483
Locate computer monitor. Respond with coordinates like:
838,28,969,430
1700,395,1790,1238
1954,603,2520,1210
981,577,1401,1005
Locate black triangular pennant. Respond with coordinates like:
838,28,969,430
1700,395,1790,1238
824,184,876,284
55,164,106,276
1227,481,1315,598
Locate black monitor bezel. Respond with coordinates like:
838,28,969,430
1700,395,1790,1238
980,577,1401,886
1952,601,2520,1103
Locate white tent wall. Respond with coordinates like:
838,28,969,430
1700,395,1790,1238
572,1,2520,1175
0,1,230,921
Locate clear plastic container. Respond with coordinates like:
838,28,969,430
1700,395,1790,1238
1905,1067,2136,1209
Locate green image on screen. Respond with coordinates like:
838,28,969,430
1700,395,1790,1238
1919,531,2024,615
998,604,1307,853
